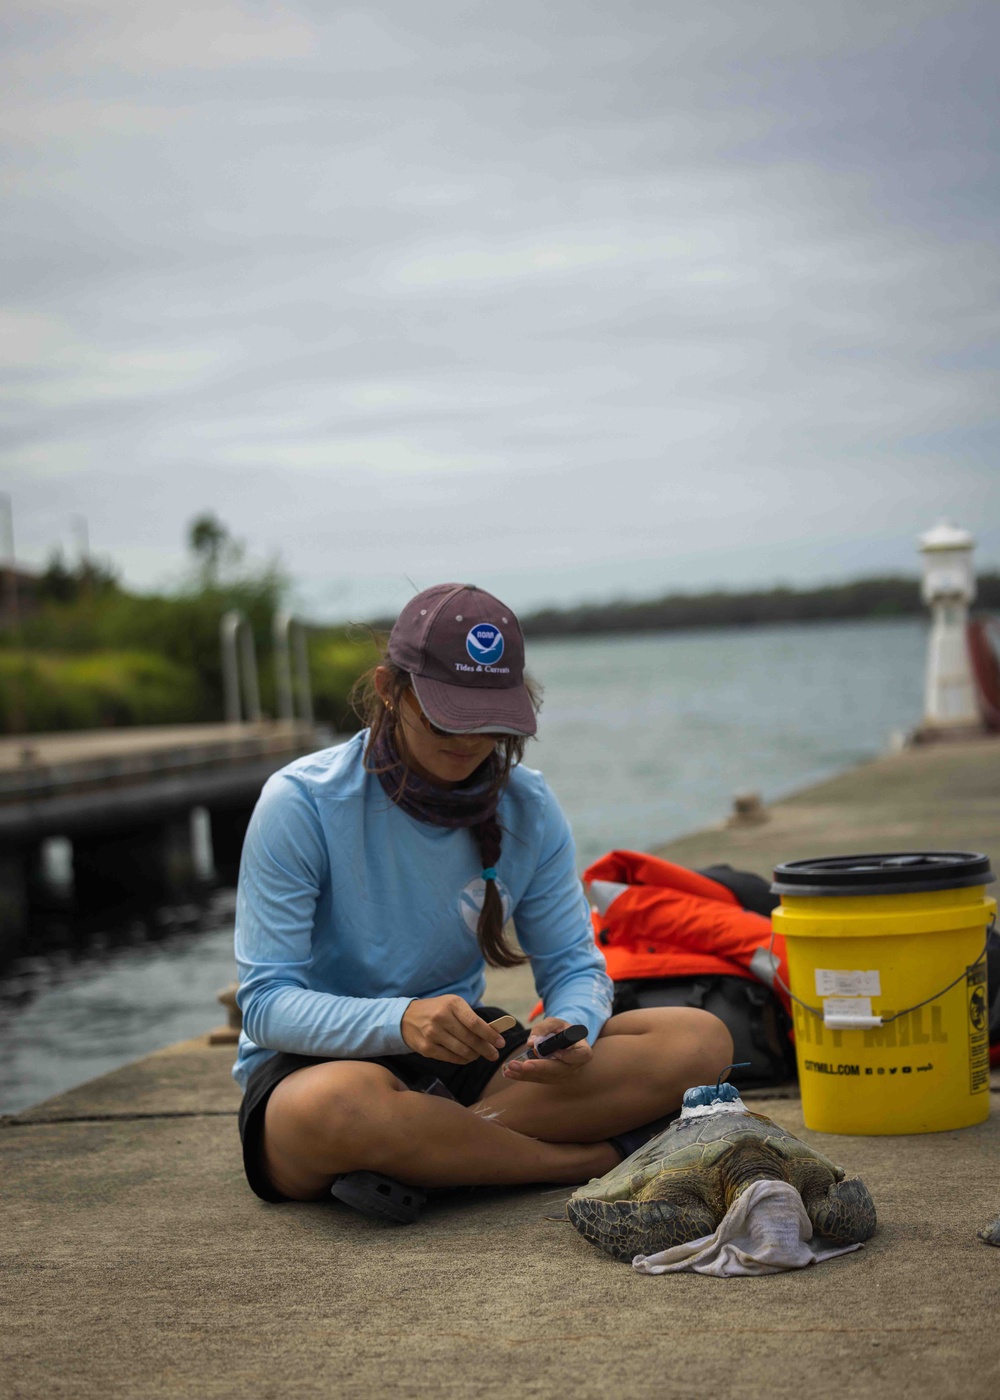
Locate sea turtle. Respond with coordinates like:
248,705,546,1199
567,1086,877,1263
978,1213,1000,1246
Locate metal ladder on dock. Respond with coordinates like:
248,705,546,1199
220,610,314,724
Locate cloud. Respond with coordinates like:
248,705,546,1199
6,0,317,78
2,0,998,614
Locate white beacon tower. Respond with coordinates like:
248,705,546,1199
919,522,981,732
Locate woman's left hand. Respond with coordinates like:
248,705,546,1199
501,1016,592,1084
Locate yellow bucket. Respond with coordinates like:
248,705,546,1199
771,852,995,1135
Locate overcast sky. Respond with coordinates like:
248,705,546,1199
3,0,998,620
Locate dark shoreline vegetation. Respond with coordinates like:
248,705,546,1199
2,522,998,737
520,573,1000,640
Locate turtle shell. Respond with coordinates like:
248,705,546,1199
570,1107,845,1205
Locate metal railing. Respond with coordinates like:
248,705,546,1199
220,610,313,726
273,611,314,724
220,611,262,723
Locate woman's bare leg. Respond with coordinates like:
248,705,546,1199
260,1007,732,1201
473,1007,734,1142
261,1060,619,1202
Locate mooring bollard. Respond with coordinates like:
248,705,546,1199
727,791,768,827
208,981,242,1045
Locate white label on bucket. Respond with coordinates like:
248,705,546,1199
815,969,881,997
822,996,873,1026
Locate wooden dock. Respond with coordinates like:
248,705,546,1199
0,721,322,959
0,721,318,811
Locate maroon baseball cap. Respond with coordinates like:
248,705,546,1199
387,583,537,736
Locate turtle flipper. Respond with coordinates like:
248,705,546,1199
567,1195,717,1263
807,1177,877,1245
978,1212,1000,1246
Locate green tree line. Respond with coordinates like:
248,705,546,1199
0,516,378,735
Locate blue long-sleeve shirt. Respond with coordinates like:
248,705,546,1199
233,731,613,1090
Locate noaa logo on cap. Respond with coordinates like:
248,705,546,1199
466,622,504,666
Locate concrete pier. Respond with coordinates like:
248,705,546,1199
3,736,999,1399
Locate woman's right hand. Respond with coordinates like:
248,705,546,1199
400,997,507,1063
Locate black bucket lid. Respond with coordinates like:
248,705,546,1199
771,851,995,897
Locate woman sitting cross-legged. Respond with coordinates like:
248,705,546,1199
234,582,733,1220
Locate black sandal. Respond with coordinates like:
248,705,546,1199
329,1171,426,1224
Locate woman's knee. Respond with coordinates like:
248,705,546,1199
612,1006,733,1083
668,1007,734,1079
265,1061,403,1153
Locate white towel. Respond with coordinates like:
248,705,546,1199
631,1178,863,1277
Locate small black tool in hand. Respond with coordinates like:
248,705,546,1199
508,1024,588,1063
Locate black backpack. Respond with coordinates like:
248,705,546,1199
609,863,797,1092
611,974,797,1091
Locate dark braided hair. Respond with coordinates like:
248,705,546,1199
350,654,542,969
469,812,509,964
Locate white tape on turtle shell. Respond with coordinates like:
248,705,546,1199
814,969,882,998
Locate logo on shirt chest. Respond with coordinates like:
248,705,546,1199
459,876,511,935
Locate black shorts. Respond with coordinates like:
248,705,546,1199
237,1005,531,1203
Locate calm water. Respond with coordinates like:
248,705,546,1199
0,618,926,1113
